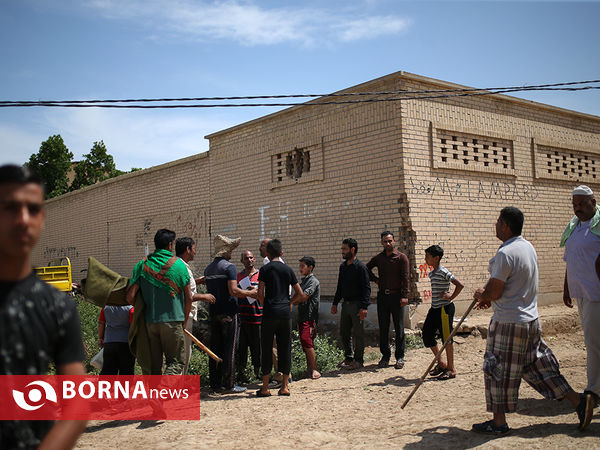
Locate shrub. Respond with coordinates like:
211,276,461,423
76,298,345,382
75,295,102,374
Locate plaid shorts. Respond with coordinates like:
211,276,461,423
484,318,572,413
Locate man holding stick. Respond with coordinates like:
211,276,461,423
175,237,215,374
472,206,587,435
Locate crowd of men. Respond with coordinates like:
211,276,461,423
0,162,598,448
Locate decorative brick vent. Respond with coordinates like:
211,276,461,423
432,127,515,176
534,143,599,183
271,140,324,189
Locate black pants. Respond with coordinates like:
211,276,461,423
100,342,135,375
261,316,291,376
377,293,405,361
237,323,261,377
209,314,239,390
422,303,455,348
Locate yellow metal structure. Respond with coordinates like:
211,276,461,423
34,257,73,292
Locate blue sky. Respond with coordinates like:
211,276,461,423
1,0,598,170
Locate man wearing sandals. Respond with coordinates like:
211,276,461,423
561,185,600,429
472,207,588,435
422,245,464,380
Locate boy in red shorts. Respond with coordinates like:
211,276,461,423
296,256,321,379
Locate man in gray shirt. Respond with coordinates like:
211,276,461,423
472,207,587,435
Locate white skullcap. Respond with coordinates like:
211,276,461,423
572,185,594,196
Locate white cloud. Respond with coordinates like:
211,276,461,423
336,16,411,42
86,0,411,46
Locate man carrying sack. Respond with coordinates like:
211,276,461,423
127,229,192,375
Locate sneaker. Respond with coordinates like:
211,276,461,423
394,359,405,370
472,420,510,435
576,392,594,431
224,385,247,394
377,358,389,368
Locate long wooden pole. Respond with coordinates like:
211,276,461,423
184,328,223,363
401,298,479,409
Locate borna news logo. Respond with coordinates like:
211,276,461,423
12,380,58,411
1,375,201,420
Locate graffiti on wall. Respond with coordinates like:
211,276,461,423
43,246,79,260
418,264,434,279
409,177,539,202
135,218,153,247
259,201,290,238
134,209,209,249
258,197,359,239
174,210,209,241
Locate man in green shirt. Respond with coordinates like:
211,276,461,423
127,229,192,374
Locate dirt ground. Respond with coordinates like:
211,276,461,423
77,305,599,449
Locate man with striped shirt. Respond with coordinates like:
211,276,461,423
236,250,262,383
422,245,463,380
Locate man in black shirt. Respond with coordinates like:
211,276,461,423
0,165,86,449
256,239,302,396
331,238,371,370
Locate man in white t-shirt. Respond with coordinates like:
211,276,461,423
561,185,600,429
175,237,215,374
260,238,284,265
472,207,585,435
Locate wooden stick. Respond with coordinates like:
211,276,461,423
184,328,222,363
401,298,479,409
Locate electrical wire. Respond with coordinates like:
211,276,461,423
0,80,598,109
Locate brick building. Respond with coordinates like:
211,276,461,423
33,71,600,326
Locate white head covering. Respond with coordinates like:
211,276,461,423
572,185,594,196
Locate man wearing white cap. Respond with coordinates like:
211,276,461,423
561,184,600,430
204,235,257,394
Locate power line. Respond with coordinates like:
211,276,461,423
0,80,598,109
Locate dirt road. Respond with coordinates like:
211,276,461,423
77,305,599,448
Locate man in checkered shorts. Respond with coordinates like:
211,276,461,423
471,206,589,435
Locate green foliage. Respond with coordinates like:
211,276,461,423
406,332,425,350
26,134,73,198
187,347,210,385
75,298,345,381
70,140,122,191
74,295,102,374
288,330,343,379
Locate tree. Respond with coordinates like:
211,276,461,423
70,141,122,191
26,135,73,198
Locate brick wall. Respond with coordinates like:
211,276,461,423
32,72,600,326
33,153,211,280
398,73,600,322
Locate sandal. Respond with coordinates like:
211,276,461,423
437,370,456,381
278,390,290,396
256,390,271,397
472,419,509,435
429,364,446,377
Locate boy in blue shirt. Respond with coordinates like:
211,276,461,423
422,245,464,380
